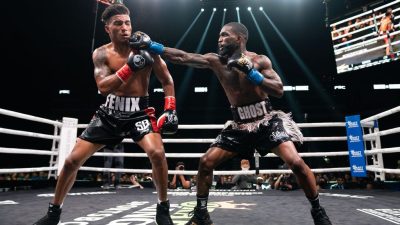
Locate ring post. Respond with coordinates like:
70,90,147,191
345,115,367,178
57,117,78,177
48,124,60,179
371,120,385,181
255,150,260,175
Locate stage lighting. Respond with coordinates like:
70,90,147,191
201,8,205,12
248,7,251,11
213,8,216,11
59,90,70,95
224,8,227,12
259,7,263,11
236,7,239,11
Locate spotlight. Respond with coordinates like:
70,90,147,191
236,7,239,11
224,8,227,12
259,6,263,11
248,7,251,11
213,8,216,11
201,8,204,12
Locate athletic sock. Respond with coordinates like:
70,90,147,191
308,194,321,209
196,195,208,210
158,199,169,205
48,203,62,214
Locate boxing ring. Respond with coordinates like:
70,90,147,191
331,0,400,73
1,106,400,224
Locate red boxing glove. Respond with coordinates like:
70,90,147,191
157,96,178,134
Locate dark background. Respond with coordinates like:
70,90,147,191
0,0,399,172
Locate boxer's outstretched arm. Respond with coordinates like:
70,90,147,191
258,55,284,98
162,47,211,69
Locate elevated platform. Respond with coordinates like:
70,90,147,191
1,187,399,224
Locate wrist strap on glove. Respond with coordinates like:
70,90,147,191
149,42,165,55
164,96,176,111
247,69,264,85
116,64,133,82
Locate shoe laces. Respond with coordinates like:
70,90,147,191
188,207,209,219
188,209,195,217
313,208,329,221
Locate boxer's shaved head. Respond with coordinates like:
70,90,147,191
224,22,248,43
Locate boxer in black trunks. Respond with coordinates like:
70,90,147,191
130,22,332,225
33,4,177,225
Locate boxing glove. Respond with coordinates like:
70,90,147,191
227,54,264,85
129,31,164,55
157,96,178,135
116,50,154,82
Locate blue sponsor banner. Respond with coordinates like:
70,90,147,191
345,115,367,177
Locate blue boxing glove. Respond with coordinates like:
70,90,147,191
227,54,264,85
129,31,164,55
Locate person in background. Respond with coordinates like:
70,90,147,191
102,143,124,189
231,159,257,190
169,162,191,189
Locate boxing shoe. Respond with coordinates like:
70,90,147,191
32,203,61,225
155,200,174,225
185,207,214,225
311,206,332,225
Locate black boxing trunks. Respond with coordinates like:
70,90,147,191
211,99,303,158
79,94,158,145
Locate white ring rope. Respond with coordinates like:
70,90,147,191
77,122,374,129
333,17,376,35
333,21,399,50
366,147,400,155
334,32,377,49
2,147,399,160
363,127,400,140
0,108,61,127
0,167,57,174
336,39,400,62
0,127,60,141
367,166,400,174
332,13,400,40
333,23,379,42
77,167,353,176
117,136,349,144
334,29,400,56
0,147,57,156
361,105,400,122
329,2,400,66
330,0,400,27
1,106,400,176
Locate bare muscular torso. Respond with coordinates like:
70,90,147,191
380,17,393,33
208,51,269,107
97,43,152,97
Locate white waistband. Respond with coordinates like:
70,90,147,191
103,94,148,112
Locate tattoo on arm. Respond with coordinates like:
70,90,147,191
93,47,111,79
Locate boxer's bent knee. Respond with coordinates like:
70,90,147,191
63,157,81,172
288,157,308,175
199,155,215,172
148,148,166,164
